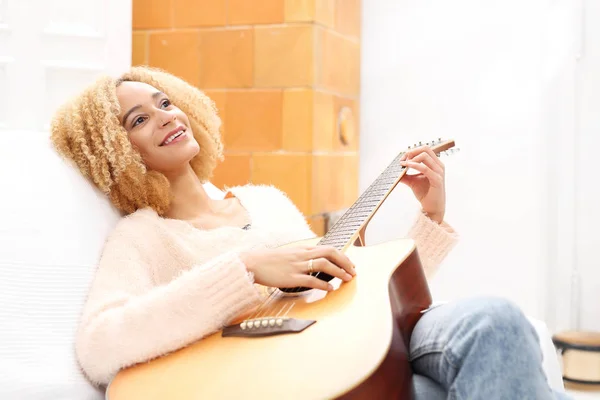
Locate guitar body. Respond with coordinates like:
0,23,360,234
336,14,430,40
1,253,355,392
107,237,432,400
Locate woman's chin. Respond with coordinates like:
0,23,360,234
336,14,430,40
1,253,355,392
166,140,200,159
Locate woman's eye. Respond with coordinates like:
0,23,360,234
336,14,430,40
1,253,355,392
132,116,145,127
161,99,171,108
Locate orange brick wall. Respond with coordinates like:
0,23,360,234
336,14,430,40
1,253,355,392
132,0,361,236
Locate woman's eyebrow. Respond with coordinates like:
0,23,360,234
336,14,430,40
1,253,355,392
121,92,166,125
122,105,141,125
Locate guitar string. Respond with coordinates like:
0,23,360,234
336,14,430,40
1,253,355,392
271,151,410,319
271,145,453,318
241,142,454,324
274,144,453,312
258,150,410,320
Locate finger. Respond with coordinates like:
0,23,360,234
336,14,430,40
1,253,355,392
310,246,356,276
403,146,444,170
399,173,420,187
295,274,334,291
403,145,429,161
312,258,353,282
399,160,443,187
421,146,445,170
407,152,443,175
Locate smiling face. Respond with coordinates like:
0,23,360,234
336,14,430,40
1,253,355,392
117,81,200,174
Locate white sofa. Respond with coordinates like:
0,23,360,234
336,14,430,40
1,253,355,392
0,146,564,399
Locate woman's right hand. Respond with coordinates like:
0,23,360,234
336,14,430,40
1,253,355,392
239,245,356,291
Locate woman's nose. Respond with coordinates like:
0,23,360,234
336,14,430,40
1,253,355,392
159,111,175,127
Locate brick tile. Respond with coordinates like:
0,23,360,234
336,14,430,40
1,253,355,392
199,28,253,88
228,0,285,24
254,25,314,87
224,90,283,151
133,0,173,29
335,0,361,38
285,0,315,22
149,31,201,87
132,31,148,66
211,153,252,188
316,27,360,96
252,153,311,215
282,89,313,151
315,0,335,27
173,0,227,27
312,91,335,151
312,153,358,214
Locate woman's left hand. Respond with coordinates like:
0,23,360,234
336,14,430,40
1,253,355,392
399,146,446,224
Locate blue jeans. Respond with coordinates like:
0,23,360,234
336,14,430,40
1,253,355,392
409,297,572,400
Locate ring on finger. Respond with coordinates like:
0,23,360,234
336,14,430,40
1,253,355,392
307,259,314,274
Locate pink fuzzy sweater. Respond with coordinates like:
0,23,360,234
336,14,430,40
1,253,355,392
76,184,458,385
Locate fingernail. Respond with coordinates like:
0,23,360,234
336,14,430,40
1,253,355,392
350,268,356,276
344,273,352,281
327,284,334,291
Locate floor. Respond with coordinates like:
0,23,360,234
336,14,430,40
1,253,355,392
566,383,600,399
567,390,600,399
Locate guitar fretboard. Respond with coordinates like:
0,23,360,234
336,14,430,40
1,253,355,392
318,152,407,250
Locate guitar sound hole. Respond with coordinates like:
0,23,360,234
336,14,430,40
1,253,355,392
279,272,335,293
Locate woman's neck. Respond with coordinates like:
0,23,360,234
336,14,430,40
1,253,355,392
163,166,219,221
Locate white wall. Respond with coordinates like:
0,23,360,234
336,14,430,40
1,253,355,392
573,0,600,332
0,0,131,397
360,0,594,330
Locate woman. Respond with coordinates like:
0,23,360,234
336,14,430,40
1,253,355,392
51,66,568,399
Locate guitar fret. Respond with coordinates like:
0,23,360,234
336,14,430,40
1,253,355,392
317,145,440,249
324,239,350,246
331,226,358,235
381,177,397,183
343,217,367,224
336,218,363,227
344,216,369,224
384,167,401,176
370,190,387,195
370,184,392,192
366,188,388,194
344,209,366,217
374,179,396,187
374,178,395,185
316,145,452,250
351,205,375,212
359,194,384,201
358,198,382,205
332,217,362,227
351,206,374,213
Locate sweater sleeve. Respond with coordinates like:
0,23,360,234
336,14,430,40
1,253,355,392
75,234,263,386
406,212,459,279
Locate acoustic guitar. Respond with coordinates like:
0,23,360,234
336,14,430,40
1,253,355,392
107,139,457,400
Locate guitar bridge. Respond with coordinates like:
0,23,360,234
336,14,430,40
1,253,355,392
222,317,316,338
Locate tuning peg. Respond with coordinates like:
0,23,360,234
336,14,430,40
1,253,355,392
437,147,461,158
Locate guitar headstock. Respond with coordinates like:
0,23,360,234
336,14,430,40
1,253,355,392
407,138,459,158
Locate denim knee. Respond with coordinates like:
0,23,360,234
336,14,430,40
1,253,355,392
465,296,537,344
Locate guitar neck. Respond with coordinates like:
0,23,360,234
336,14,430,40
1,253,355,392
318,153,406,250
318,139,455,250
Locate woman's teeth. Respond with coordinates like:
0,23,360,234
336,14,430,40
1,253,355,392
162,131,184,146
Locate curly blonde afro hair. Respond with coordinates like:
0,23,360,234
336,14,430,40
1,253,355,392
50,66,223,216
